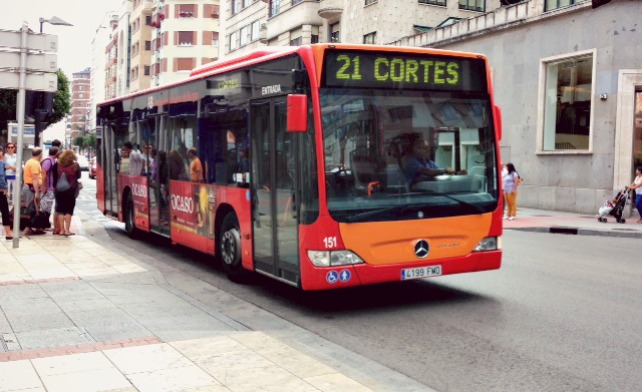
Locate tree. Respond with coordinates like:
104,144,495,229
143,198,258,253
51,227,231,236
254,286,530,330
0,69,72,143
73,135,86,150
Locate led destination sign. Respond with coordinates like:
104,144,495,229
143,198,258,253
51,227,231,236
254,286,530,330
323,50,488,92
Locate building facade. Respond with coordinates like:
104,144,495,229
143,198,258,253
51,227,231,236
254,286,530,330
393,0,642,215
222,0,502,57
150,0,221,86
90,12,119,133
129,0,155,92
69,68,92,141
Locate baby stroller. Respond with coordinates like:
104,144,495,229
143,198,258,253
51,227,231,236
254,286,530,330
598,187,630,223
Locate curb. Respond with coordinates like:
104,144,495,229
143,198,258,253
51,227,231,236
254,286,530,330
506,226,642,239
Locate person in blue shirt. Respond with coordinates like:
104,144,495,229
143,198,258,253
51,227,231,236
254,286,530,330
401,133,453,186
0,146,14,239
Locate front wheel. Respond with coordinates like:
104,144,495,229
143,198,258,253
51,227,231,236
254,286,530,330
218,213,246,281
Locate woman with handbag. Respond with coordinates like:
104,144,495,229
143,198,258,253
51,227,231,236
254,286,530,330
0,146,14,240
54,149,81,236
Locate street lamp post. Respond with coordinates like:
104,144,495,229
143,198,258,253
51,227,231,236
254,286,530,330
39,16,73,33
35,16,72,147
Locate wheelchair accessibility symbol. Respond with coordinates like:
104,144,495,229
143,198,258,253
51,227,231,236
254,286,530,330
326,271,339,284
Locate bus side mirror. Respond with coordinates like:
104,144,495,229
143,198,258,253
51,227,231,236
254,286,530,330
287,94,308,132
493,104,502,142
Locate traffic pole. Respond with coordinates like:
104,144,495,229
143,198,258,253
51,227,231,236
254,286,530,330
11,22,28,249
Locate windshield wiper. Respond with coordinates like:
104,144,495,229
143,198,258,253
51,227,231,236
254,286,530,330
344,204,425,223
418,189,486,213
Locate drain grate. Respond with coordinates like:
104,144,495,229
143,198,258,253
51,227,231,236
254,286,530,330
549,227,579,235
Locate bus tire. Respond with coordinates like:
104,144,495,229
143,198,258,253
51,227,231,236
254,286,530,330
124,192,140,239
218,213,246,281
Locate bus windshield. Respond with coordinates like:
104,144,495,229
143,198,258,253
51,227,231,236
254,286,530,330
320,88,499,223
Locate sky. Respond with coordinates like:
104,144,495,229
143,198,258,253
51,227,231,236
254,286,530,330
0,0,123,75
0,0,123,139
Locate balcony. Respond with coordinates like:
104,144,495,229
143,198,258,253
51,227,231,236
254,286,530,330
318,0,343,20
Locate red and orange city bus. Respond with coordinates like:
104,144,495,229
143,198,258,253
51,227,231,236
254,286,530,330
95,44,503,290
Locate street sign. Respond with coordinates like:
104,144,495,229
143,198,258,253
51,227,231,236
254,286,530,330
0,72,57,91
0,51,57,72
9,122,35,136
0,29,58,52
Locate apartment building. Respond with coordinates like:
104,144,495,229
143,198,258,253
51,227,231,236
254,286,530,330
90,12,119,133
150,0,221,86
392,0,642,215
129,0,155,92
222,0,502,57
69,68,92,141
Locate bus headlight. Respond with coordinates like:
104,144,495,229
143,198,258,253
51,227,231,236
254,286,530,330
473,236,501,252
307,250,365,267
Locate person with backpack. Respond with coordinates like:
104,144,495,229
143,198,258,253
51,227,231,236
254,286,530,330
40,147,58,233
54,149,81,236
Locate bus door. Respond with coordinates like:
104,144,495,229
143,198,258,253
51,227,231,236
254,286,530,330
250,97,300,284
149,114,171,236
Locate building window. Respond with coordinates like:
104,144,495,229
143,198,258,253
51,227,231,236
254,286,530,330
176,58,195,72
292,0,304,5
144,66,150,76
541,51,594,151
290,37,302,46
363,32,376,44
178,31,194,45
365,0,377,5
240,25,250,47
177,4,196,17
459,0,485,11
419,0,447,5
269,0,280,17
232,0,241,14
230,31,239,51
146,15,152,25
212,31,219,46
145,40,151,50
330,22,340,43
311,34,319,44
544,0,584,11
251,21,260,41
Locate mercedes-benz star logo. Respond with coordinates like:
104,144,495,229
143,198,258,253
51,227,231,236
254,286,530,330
414,240,429,258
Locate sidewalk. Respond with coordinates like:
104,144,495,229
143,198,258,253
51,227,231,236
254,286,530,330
0,212,432,392
504,207,642,238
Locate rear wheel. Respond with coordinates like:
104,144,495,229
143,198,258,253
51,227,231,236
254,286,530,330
218,213,246,281
124,192,140,239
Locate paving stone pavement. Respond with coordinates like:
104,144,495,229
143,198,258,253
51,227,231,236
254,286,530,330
0,214,434,392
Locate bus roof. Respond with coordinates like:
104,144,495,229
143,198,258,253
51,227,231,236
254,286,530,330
97,44,488,107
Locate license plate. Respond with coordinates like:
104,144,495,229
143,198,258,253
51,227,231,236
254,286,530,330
401,265,442,280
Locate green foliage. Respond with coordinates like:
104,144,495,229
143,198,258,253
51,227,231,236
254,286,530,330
0,69,72,139
73,135,86,149
86,133,97,149
50,70,71,125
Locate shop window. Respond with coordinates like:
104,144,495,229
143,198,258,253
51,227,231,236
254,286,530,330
541,51,594,151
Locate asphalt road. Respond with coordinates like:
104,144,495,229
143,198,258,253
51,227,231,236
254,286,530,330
78,177,642,392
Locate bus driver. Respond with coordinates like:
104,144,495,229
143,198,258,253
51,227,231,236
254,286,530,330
401,133,453,186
